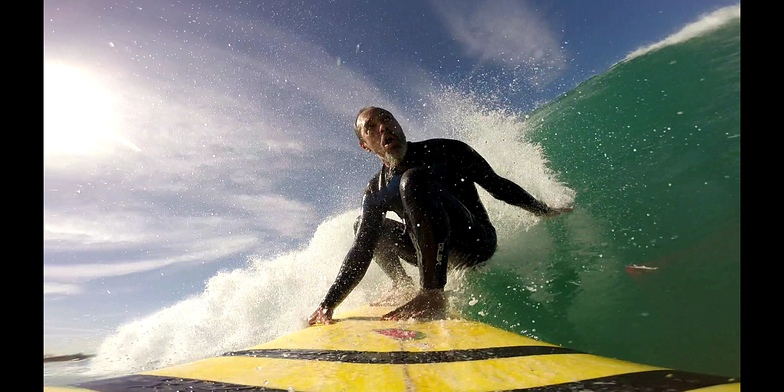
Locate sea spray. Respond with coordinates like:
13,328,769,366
418,88,576,241
87,210,388,377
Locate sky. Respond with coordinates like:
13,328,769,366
43,0,740,355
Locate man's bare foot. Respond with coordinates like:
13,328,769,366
370,281,416,306
380,289,447,321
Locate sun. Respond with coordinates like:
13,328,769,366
44,62,120,157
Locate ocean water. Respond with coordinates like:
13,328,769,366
460,13,740,378
44,11,740,388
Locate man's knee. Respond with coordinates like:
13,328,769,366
399,167,430,198
400,167,428,186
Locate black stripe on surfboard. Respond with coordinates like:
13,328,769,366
223,345,579,364
74,374,289,392
506,369,739,391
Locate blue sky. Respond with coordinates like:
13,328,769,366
43,0,740,355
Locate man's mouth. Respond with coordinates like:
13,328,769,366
383,136,397,148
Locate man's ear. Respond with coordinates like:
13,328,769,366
359,140,370,152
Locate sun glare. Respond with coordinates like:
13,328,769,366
44,62,120,157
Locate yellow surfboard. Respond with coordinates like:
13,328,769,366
45,305,740,391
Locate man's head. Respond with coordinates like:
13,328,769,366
354,107,408,168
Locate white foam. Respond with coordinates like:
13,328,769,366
87,210,386,376
623,5,740,62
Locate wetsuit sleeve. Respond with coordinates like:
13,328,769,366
461,143,552,216
319,188,385,309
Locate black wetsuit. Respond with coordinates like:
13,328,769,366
321,138,551,309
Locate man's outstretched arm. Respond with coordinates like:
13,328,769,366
483,174,573,216
307,194,384,325
464,144,572,216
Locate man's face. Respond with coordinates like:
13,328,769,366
356,108,408,167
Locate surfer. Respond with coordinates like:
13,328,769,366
308,107,573,325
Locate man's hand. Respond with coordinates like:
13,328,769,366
543,206,574,217
307,306,334,326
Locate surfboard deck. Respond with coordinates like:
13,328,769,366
44,305,740,391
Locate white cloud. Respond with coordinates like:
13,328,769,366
235,194,317,238
44,282,85,296
431,0,568,86
44,235,258,282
